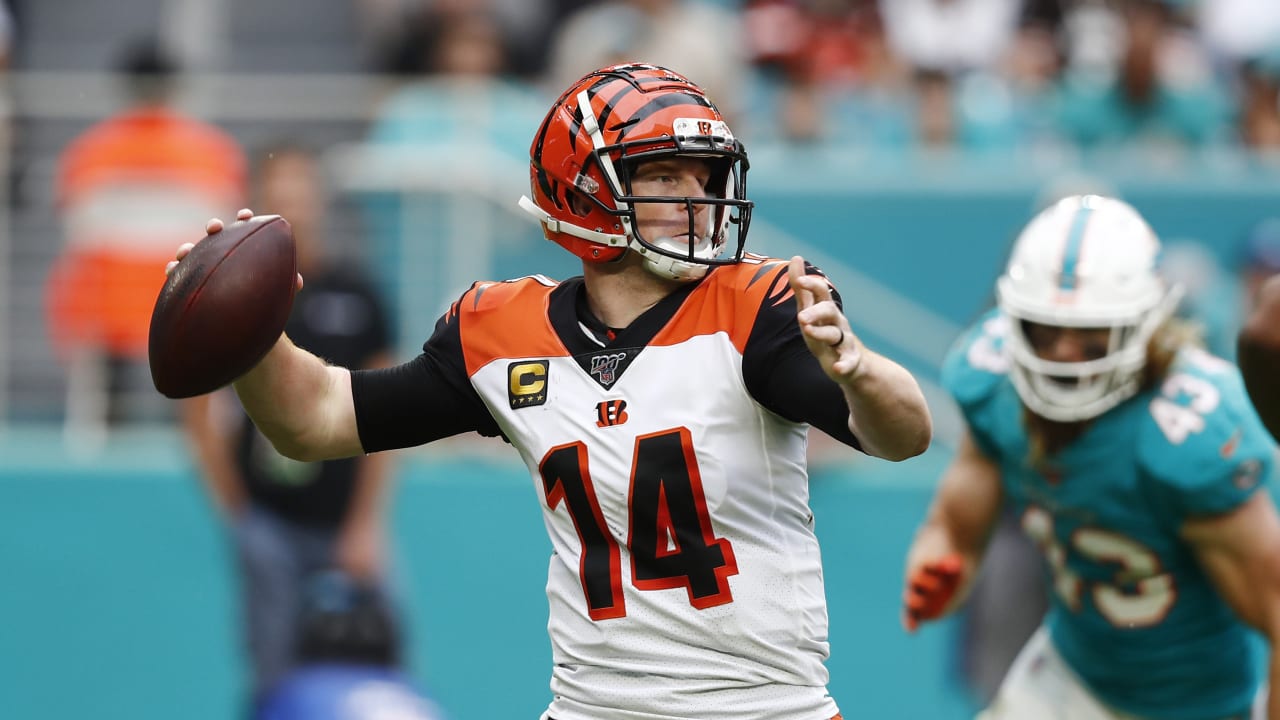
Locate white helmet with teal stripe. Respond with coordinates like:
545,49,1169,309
996,194,1184,422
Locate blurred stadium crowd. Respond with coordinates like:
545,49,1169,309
1,0,1280,427
364,0,1280,153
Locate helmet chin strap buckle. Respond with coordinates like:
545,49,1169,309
518,195,562,233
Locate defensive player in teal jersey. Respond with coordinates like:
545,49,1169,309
902,195,1280,720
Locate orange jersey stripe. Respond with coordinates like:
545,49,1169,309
454,257,814,375
650,256,792,353
458,277,569,376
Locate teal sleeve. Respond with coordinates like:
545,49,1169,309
1141,352,1276,523
941,310,1008,460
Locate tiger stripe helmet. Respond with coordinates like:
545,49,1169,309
519,63,753,281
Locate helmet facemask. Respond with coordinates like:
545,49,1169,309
1001,295,1180,423
585,106,752,281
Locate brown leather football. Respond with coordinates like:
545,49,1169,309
148,215,297,398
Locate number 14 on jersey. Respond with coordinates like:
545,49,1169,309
539,427,740,620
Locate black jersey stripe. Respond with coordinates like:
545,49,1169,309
748,261,786,289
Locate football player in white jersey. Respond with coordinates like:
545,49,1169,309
169,63,932,720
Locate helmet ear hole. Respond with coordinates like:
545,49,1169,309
568,191,593,218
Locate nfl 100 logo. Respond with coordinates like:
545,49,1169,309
589,352,627,387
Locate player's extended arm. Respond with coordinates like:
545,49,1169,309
902,429,1004,631
171,210,365,462
786,256,931,461
1238,273,1280,444
1185,492,1280,720
231,333,363,462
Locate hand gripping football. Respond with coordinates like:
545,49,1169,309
149,215,297,398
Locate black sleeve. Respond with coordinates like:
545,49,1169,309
741,262,862,451
351,309,503,453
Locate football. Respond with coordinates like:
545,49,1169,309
1239,274,1280,443
148,214,297,399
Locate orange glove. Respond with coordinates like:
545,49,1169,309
902,554,964,633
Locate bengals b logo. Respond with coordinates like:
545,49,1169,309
596,399,629,428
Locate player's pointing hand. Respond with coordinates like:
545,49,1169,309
788,255,864,381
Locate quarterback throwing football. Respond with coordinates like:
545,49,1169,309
172,63,932,720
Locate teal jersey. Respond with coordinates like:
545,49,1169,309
943,309,1275,720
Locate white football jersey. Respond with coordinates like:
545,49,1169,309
350,254,855,712
355,257,852,720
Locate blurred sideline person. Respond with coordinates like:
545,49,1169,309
360,5,547,310
182,143,399,710
1239,273,1280,446
903,195,1280,719
171,63,932,720
46,37,245,444
953,504,1047,708
1160,239,1241,362
256,570,447,720
1242,218,1280,316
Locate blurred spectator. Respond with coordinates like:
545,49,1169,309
545,0,748,122
360,4,546,322
379,1,509,77
182,143,400,711
878,0,1060,153
45,37,246,446
914,68,958,148
1054,0,1230,150
0,0,12,69
745,0,897,90
1145,222,1280,389
1060,0,1127,73
885,65,1041,152
1197,0,1280,68
744,0,1054,150
956,509,1047,707
1160,238,1241,360
1020,0,1066,27
879,0,1024,73
365,0,594,79
488,0,600,80
1241,217,1280,310
1237,50,1280,150
256,570,447,720
743,0,911,143
368,3,542,156
1004,0,1066,96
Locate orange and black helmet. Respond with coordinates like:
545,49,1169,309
518,63,753,281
